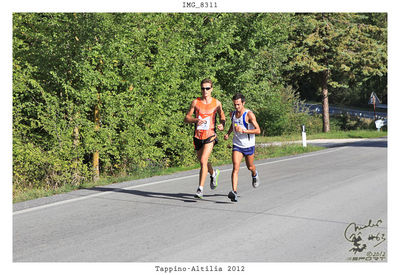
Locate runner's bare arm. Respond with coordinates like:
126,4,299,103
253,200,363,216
217,100,225,131
243,111,261,135
224,125,233,140
184,100,204,125
227,112,233,134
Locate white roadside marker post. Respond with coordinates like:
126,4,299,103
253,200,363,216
302,125,307,147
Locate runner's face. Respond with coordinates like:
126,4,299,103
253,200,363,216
233,99,245,112
201,84,213,97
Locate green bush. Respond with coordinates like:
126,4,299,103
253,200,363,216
285,112,323,135
255,86,317,136
13,138,91,191
330,114,375,131
11,13,313,193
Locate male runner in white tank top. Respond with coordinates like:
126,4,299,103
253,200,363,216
224,93,261,202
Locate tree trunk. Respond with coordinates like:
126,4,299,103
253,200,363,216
73,124,80,185
322,70,330,132
73,126,79,146
93,98,100,181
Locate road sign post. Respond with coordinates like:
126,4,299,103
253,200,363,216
373,96,376,119
368,92,381,120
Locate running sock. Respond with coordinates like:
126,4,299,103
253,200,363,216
212,170,216,177
198,186,203,191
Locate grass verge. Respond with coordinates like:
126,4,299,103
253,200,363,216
13,144,325,203
256,129,387,143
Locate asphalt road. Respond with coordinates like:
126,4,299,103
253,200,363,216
13,138,387,262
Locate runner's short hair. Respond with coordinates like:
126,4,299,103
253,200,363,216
232,93,245,103
200,78,213,87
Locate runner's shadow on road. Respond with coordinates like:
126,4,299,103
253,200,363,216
87,186,230,204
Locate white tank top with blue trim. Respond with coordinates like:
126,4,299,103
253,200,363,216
231,109,255,148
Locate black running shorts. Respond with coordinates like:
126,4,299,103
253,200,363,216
193,135,218,151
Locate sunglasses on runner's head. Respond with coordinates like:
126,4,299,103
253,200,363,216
201,87,212,91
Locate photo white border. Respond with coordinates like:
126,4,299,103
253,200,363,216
3,1,398,274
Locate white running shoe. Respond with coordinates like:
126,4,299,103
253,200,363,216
194,188,203,199
210,169,220,190
252,171,260,188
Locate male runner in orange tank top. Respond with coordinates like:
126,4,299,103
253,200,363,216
184,79,226,199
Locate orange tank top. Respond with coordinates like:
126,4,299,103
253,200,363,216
194,97,218,140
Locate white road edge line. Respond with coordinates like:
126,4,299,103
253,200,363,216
13,146,346,216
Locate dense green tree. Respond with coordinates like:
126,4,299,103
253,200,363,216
12,13,243,189
13,13,386,195
213,13,296,135
286,13,387,131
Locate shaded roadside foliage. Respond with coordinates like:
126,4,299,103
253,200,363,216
284,13,387,132
13,13,385,192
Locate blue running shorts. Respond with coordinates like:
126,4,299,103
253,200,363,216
232,145,255,156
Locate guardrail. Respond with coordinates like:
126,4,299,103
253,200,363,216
300,103,387,120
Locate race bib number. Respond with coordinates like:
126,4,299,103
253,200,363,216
197,115,211,130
